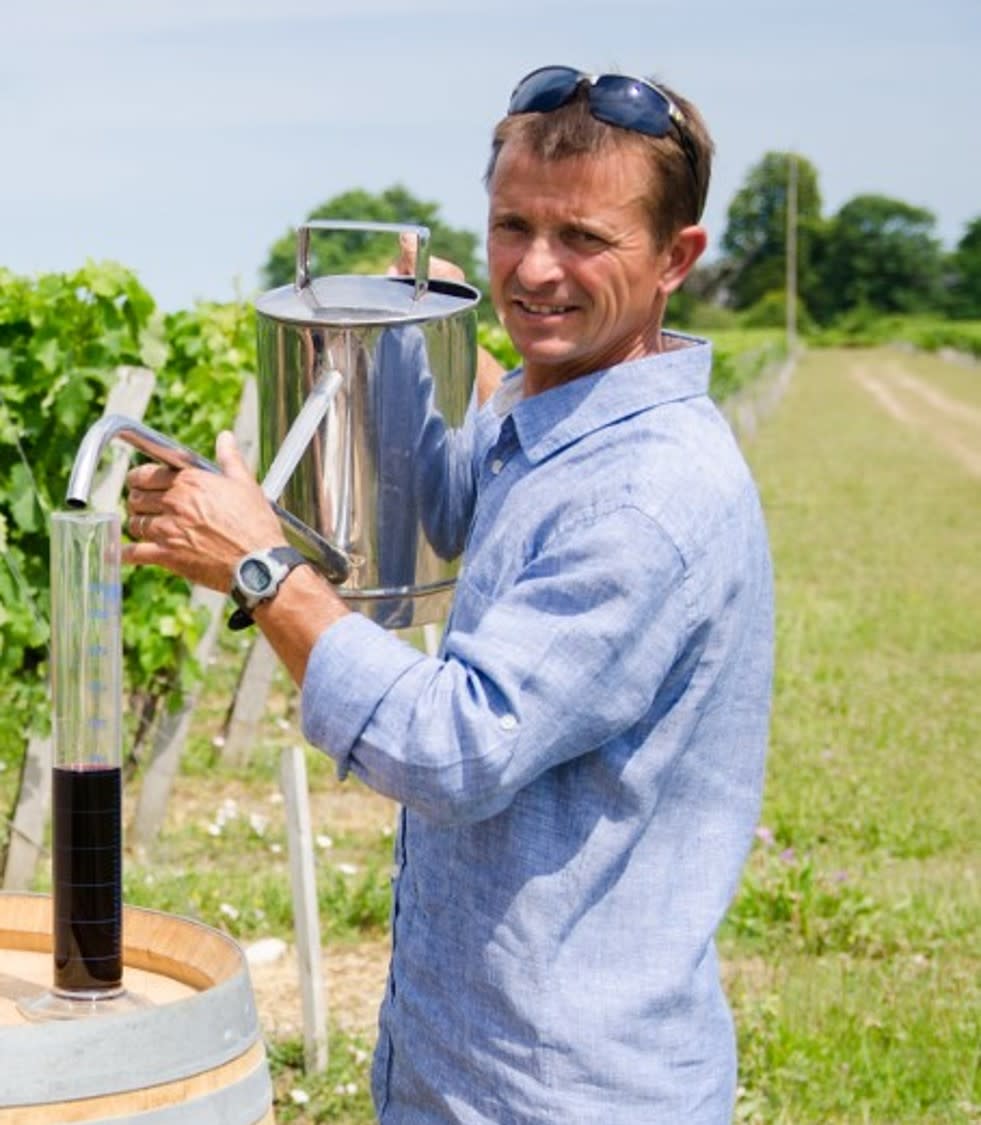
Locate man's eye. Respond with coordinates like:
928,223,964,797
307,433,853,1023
566,228,606,248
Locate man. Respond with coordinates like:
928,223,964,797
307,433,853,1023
125,65,773,1123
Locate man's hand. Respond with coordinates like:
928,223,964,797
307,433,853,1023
387,232,466,282
123,431,285,593
388,234,505,404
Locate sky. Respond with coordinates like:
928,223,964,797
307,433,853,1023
3,0,979,312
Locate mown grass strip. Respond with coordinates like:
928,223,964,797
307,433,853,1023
723,347,980,1123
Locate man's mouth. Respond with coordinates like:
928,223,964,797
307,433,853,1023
514,299,575,316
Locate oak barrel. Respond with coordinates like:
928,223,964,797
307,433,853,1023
0,893,275,1123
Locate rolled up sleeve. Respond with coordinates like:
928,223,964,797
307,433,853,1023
301,506,692,824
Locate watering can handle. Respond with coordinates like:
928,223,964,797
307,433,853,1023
295,220,431,300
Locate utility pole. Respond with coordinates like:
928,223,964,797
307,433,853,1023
785,151,798,354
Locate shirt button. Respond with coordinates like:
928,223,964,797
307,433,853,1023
499,713,518,731
490,458,504,475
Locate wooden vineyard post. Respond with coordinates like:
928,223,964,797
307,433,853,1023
422,622,442,657
87,366,159,511
722,354,798,446
221,634,280,769
1,736,52,892
3,366,156,890
280,744,328,1074
129,378,259,852
128,583,229,853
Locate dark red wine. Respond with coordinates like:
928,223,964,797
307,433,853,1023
52,765,122,993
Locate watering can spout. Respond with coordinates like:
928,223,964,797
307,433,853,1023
66,415,208,509
66,415,351,585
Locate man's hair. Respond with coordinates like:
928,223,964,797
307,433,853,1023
484,79,714,248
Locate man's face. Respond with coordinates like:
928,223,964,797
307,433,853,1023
487,140,677,394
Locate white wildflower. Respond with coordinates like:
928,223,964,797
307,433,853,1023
245,937,287,966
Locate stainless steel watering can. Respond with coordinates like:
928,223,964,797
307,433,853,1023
68,220,481,629
252,220,481,626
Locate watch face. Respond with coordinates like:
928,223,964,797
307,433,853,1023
240,558,273,594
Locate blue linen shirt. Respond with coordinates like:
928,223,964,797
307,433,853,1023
302,333,774,1124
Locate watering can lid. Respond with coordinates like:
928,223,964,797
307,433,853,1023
255,274,481,328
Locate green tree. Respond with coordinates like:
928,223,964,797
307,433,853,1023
945,215,981,319
813,194,944,322
260,185,486,296
667,262,735,329
720,152,823,314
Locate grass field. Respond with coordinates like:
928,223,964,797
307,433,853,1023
17,344,981,1122
724,346,980,1123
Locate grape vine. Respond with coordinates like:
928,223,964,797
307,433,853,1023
0,263,253,767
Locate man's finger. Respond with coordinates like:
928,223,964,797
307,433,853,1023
126,463,180,491
386,232,415,276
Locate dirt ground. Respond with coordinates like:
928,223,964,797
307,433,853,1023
850,357,981,478
239,771,395,1042
249,936,390,1040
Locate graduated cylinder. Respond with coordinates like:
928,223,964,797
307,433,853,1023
49,510,123,998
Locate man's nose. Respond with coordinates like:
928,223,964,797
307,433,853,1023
515,238,563,289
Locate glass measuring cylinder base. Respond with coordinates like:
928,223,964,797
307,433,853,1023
18,985,148,1022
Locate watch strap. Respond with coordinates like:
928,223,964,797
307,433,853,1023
228,606,258,632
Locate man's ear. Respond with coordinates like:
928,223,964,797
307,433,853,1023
659,225,708,296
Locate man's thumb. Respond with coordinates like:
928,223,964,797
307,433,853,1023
215,430,252,480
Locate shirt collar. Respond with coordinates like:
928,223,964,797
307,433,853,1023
492,332,712,465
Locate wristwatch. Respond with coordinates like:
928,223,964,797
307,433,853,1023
228,546,308,631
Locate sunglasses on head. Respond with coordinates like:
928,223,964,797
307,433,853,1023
507,65,699,186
